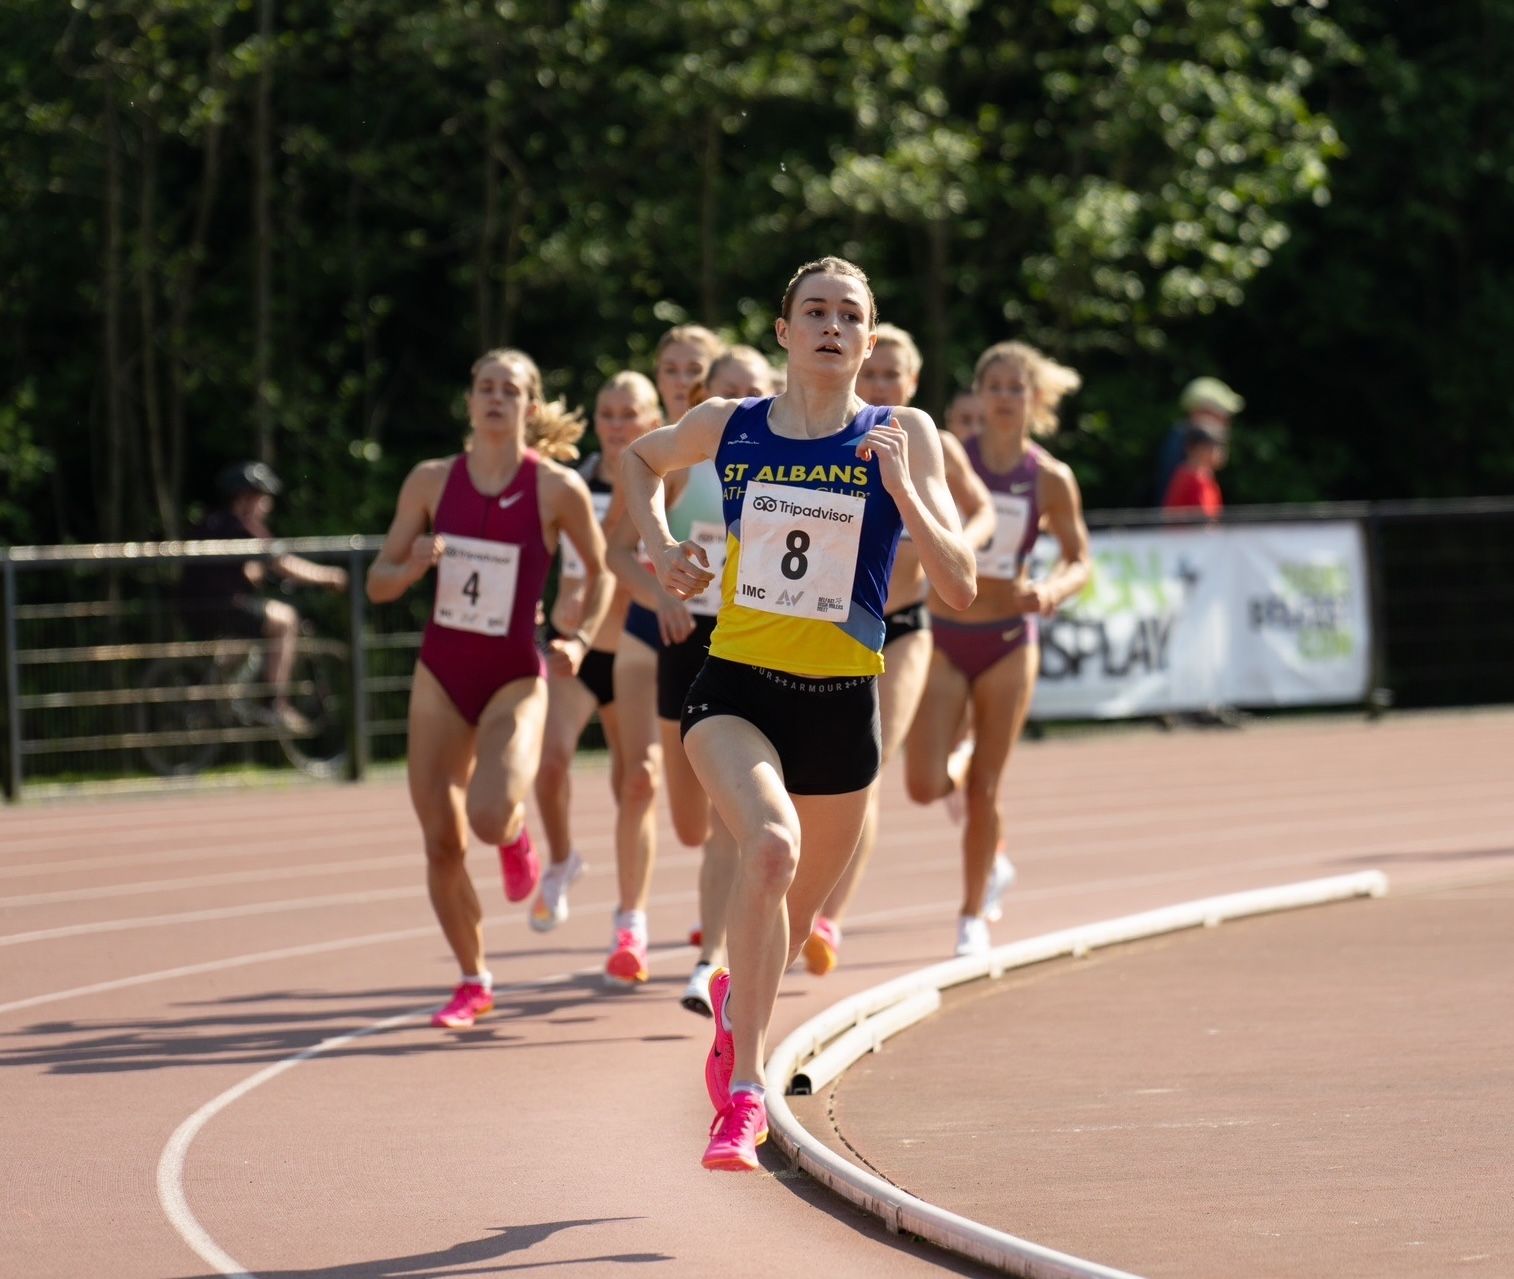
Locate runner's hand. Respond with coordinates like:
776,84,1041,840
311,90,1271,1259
408,534,445,580
1006,580,1056,617
656,593,696,646
855,422,911,498
545,634,588,679
656,540,714,603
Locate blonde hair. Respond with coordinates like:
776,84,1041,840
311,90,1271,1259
469,348,585,461
705,345,776,397
972,340,1081,437
871,323,921,375
653,324,724,365
780,256,876,328
597,369,660,414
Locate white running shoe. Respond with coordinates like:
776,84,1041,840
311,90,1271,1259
529,850,584,933
981,850,1017,923
954,915,990,958
943,737,974,824
680,962,716,1017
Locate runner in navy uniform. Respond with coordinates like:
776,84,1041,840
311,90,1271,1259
621,257,977,1171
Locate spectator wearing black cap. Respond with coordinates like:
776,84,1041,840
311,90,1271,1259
179,461,347,731
1152,375,1244,506
1162,423,1227,518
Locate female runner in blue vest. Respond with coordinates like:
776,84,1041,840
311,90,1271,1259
620,257,977,1171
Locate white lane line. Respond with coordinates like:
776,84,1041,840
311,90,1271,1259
0,887,427,947
154,944,668,1279
0,926,439,1018
0,886,696,1019
157,1006,423,1279
0,855,423,907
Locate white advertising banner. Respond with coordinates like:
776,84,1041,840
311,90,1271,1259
1026,522,1371,719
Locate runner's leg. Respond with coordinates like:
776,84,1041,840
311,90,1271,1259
407,664,484,976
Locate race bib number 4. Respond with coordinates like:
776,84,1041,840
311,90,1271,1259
434,534,521,636
685,520,728,618
735,481,863,621
978,492,1031,580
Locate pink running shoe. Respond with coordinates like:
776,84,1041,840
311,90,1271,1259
499,828,541,903
802,915,841,976
605,928,649,985
702,1091,768,1172
705,967,734,1111
431,981,494,1029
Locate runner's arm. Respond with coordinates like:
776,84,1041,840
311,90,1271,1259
1033,461,1092,615
862,408,976,611
365,462,446,604
940,431,996,550
547,468,612,656
620,401,733,599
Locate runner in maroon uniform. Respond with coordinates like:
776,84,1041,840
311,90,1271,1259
366,349,611,1028
905,340,1092,958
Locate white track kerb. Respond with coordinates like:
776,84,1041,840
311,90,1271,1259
764,870,1390,1279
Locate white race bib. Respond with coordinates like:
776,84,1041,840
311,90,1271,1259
433,534,521,636
559,491,613,579
735,481,864,621
685,520,728,617
978,492,1032,580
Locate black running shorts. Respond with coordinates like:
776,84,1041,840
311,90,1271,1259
657,615,718,722
680,656,881,796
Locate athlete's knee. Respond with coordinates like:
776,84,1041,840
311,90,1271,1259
904,756,947,806
741,823,799,895
465,789,518,844
619,754,660,810
264,600,299,636
670,796,711,848
535,740,572,792
420,826,468,869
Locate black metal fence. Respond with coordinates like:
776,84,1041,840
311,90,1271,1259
3,499,1512,800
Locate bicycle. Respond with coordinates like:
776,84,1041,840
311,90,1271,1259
135,623,350,780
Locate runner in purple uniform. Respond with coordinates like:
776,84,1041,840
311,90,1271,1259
366,349,612,1029
905,340,1092,958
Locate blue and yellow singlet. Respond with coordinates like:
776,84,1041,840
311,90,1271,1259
709,397,903,677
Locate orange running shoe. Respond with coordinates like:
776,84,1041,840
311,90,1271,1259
802,915,841,976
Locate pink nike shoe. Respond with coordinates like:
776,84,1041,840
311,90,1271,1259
705,967,734,1111
431,981,494,1029
702,1091,768,1172
605,928,649,985
499,828,541,903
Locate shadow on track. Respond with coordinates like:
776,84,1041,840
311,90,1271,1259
0,976,691,1075
167,1217,669,1277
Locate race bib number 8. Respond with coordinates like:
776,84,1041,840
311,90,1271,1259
685,520,728,618
735,481,863,621
978,492,1031,580
434,534,521,636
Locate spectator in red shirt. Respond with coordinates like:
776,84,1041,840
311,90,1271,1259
1163,424,1225,517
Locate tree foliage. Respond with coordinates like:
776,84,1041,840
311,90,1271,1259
1,0,1502,546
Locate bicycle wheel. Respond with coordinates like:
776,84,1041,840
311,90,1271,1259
279,639,350,779
136,656,225,777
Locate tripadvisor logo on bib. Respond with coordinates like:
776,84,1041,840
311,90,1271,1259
756,494,856,523
1249,561,1355,661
